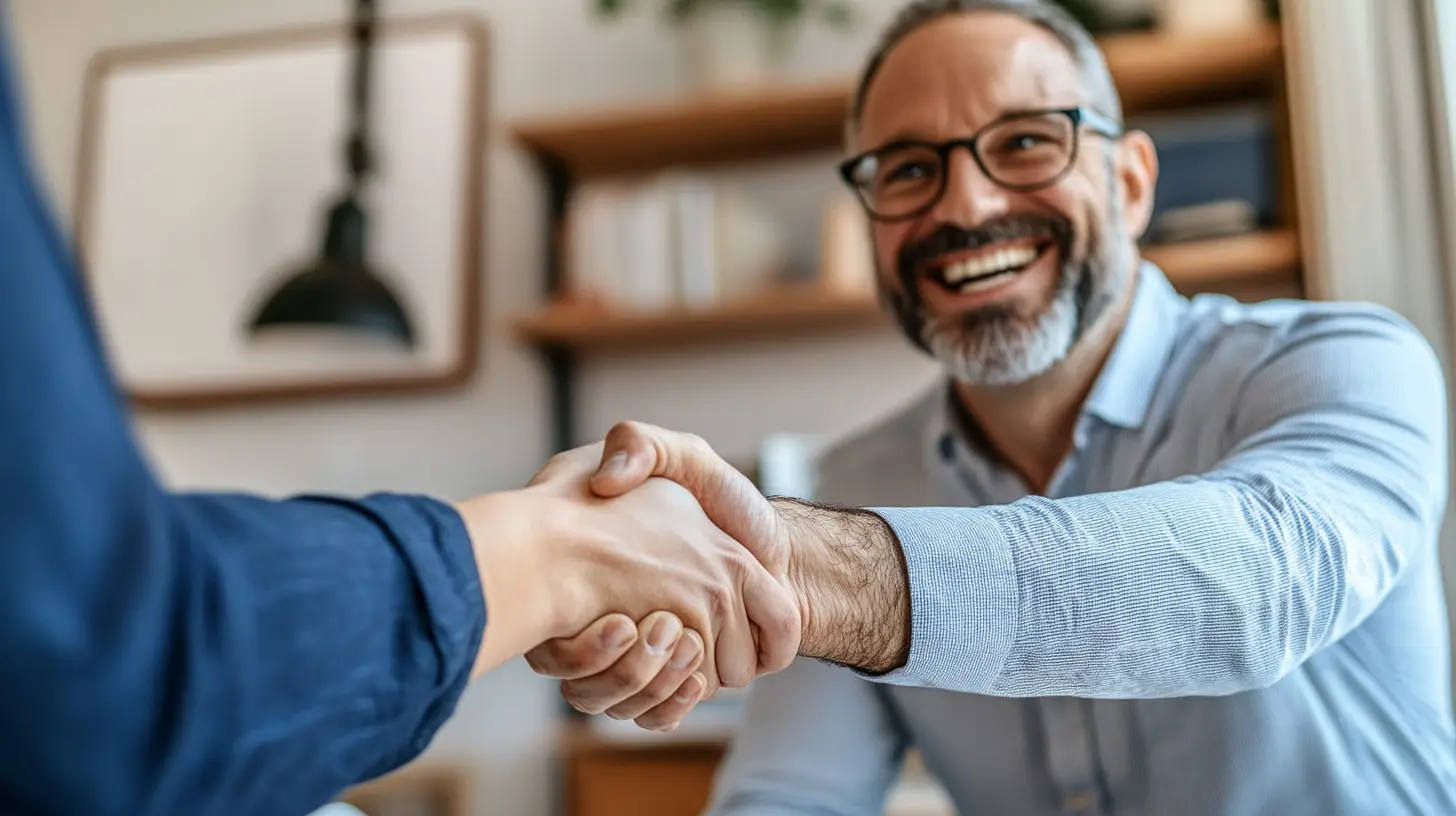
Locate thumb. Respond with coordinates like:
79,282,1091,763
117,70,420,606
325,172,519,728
527,441,605,489
590,422,783,569
588,421,664,498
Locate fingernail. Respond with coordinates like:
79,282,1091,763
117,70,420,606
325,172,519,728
601,619,635,651
669,634,700,670
675,675,704,704
646,616,682,655
600,451,629,480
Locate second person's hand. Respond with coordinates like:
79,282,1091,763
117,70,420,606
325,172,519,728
520,443,800,700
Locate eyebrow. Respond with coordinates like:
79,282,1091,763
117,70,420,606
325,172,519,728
860,104,1086,152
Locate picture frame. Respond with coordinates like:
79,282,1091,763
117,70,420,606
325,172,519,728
73,13,490,409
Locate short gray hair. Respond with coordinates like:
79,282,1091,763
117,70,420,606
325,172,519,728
847,0,1123,146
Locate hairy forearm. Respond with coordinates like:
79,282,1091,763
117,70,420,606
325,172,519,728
774,497,911,673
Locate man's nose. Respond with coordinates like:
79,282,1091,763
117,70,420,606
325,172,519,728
929,147,1010,226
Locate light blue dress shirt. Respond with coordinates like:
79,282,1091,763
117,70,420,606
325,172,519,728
707,264,1456,815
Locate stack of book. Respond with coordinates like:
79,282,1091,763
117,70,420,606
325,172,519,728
565,172,791,311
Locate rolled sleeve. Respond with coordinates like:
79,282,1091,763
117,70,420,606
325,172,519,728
859,507,1017,690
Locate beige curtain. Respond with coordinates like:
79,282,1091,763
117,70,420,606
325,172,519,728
1283,0,1456,700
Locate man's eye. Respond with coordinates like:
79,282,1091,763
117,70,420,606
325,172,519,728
885,160,935,183
1003,133,1050,152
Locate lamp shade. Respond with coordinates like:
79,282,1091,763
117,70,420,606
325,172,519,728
247,195,415,346
247,0,415,347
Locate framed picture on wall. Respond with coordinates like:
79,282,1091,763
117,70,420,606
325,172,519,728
73,12,490,410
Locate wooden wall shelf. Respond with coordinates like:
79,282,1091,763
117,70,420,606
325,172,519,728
510,23,1283,180
513,229,1301,354
513,283,883,352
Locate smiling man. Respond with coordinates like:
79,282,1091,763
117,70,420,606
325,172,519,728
612,0,1455,813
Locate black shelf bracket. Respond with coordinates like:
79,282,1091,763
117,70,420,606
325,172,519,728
539,155,576,454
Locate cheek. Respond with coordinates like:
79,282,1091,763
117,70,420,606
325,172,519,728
1033,186,1095,257
872,223,912,282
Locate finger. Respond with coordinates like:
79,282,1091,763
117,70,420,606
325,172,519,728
524,613,638,680
562,611,683,716
526,441,605,488
592,422,784,571
603,629,704,721
589,421,664,496
743,567,801,675
591,423,736,508
634,672,707,732
714,565,759,691
695,607,720,702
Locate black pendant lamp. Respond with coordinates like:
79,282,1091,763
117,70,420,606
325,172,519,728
246,0,415,347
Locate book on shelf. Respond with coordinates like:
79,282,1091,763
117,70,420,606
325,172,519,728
565,172,790,312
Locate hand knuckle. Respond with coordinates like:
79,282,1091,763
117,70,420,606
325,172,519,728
605,667,647,697
556,650,589,677
560,686,592,714
772,602,800,641
690,434,719,460
708,584,734,622
728,546,757,575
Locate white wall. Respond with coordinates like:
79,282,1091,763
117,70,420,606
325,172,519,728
5,1,938,813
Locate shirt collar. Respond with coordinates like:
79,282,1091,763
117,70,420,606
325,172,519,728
1081,261,1188,429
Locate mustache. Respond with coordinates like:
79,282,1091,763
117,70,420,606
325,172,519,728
895,214,1074,281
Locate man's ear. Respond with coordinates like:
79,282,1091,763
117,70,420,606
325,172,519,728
1116,130,1158,241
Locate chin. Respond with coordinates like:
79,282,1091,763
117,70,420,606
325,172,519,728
922,283,1081,388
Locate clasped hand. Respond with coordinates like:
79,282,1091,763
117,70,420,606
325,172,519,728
521,423,799,731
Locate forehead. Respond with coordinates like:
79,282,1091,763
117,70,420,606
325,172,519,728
858,11,1087,148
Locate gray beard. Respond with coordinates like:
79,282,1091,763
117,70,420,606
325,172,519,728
922,266,1084,386
898,231,1130,388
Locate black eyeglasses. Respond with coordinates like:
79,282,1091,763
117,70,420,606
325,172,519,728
838,106,1124,222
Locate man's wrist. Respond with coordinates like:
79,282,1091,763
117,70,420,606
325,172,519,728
773,497,911,673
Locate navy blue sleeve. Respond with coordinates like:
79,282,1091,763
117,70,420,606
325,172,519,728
0,15,487,816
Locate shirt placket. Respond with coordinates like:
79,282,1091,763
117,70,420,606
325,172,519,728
1041,434,1114,815
936,416,1120,815
1039,698,1111,816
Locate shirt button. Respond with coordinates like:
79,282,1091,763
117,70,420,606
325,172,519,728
938,433,955,462
1063,792,1095,813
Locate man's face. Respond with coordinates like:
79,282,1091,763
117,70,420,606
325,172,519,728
854,12,1154,386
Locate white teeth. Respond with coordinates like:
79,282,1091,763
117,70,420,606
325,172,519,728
957,270,1015,293
940,245,1040,285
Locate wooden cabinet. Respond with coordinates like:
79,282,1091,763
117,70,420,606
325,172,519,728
562,732,726,816
558,728,957,816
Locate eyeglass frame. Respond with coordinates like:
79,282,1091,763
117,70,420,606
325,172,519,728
837,106,1125,223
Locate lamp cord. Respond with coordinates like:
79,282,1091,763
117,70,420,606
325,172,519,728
345,0,375,195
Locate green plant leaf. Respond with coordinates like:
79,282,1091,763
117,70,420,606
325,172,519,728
820,1,853,28
664,0,699,24
593,0,630,19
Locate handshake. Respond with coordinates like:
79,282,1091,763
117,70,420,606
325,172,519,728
458,422,912,733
